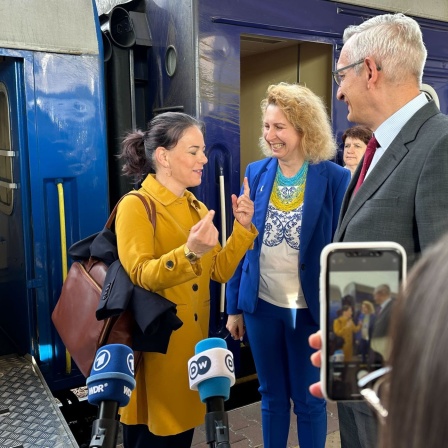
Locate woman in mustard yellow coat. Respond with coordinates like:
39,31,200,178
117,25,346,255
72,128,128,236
115,112,258,447
333,305,361,361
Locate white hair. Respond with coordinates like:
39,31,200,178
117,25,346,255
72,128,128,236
343,13,427,85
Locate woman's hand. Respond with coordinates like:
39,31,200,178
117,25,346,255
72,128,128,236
186,210,219,257
232,177,254,230
226,314,245,341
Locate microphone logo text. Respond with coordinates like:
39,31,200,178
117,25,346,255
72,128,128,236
123,385,132,398
225,354,234,373
189,355,211,380
88,383,108,395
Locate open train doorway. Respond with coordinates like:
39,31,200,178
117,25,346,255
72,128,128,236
240,35,334,182
229,35,335,409
0,57,33,358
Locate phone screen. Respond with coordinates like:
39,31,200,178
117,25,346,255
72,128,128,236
324,247,404,401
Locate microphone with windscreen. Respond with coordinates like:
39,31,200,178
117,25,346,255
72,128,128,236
87,344,136,448
188,337,235,447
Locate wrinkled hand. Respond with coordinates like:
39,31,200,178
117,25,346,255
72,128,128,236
232,177,254,230
226,314,245,341
309,330,324,398
186,210,219,257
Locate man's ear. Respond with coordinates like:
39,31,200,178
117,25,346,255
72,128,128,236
365,57,381,84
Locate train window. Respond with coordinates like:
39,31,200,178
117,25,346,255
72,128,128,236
0,82,13,215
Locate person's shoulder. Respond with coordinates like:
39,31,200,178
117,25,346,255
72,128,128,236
410,111,448,150
243,157,275,181
427,110,448,130
117,190,156,216
410,101,448,134
247,157,274,171
317,160,351,179
119,190,150,206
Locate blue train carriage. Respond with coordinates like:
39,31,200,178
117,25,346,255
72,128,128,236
0,0,108,440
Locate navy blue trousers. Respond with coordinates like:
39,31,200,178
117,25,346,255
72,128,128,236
244,300,327,448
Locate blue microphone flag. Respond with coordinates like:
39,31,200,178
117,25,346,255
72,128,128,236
188,338,235,402
87,344,136,407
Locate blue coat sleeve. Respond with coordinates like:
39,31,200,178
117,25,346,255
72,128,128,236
225,164,254,315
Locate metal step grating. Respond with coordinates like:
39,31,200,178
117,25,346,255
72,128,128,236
0,354,78,447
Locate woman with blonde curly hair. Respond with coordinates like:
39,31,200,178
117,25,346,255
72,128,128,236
226,82,350,447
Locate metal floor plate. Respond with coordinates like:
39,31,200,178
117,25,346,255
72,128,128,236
0,354,78,448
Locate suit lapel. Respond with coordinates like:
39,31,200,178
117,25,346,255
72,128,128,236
251,158,277,237
301,164,327,256
336,141,408,237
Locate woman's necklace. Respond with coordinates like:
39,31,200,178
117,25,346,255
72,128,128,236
270,161,309,211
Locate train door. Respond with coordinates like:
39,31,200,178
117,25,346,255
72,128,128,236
218,34,335,405
0,56,34,357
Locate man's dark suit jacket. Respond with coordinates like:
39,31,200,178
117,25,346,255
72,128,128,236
372,299,394,340
335,100,448,446
335,101,448,268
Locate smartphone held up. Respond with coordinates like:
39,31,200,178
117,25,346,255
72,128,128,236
319,242,406,401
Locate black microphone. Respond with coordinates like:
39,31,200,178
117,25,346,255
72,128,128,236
87,344,136,448
188,338,235,448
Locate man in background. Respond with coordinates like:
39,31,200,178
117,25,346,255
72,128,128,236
370,284,394,363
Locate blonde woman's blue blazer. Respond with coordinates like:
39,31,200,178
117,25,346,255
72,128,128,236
226,157,350,325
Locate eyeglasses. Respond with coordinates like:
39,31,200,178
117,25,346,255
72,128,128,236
332,59,365,86
357,366,391,424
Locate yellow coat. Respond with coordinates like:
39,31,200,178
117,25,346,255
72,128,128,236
333,316,361,361
116,175,257,435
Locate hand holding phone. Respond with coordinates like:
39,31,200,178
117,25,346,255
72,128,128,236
319,242,406,401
